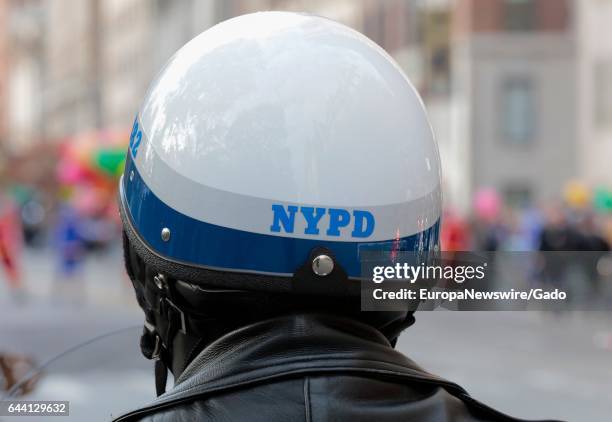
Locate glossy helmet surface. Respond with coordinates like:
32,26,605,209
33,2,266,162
119,12,441,295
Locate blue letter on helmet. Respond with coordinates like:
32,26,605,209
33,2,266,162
351,210,375,238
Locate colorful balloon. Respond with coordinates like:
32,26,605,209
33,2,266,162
563,181,590,208
473,188,502,221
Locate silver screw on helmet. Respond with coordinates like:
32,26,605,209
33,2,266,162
312,255,334,276
161,227,171,242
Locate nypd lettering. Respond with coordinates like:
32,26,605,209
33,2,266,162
270,204,375,238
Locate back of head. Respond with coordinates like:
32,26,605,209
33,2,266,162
119,11,441,381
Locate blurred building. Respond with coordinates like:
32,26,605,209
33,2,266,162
451,0,576,211
99,0,153,129
576,0,612,189
151,0,217,70
0,0,9,151
0,0,44,154
45,0,218,134
42,0,102,140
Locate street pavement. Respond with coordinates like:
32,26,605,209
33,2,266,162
400,311,612,422
1,248,611,421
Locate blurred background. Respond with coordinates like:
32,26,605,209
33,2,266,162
0,1,611,421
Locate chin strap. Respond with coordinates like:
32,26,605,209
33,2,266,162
136,273,190,397
124,232,189,397
139,323,169,396
154,359,168,397
140,320,169,396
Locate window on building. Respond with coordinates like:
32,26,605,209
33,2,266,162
500,76,536,145
504,185,532,208
424,10,451,96
595,60,612,129
504,0,535,31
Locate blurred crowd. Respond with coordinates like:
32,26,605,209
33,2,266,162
442,186,612,307
0,130,126,297
442,186,612,253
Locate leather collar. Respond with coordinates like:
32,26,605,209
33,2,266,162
114,313,468,421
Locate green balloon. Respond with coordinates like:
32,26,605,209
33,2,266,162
594,187,612,212
94,149,126,177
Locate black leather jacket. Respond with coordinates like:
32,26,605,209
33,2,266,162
113,314,559,422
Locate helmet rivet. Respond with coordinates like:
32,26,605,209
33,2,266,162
161,227,171,242
153,274,165,289
129,170,134,181
312,254,334,276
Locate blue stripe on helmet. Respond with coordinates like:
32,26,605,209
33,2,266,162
121,153,440,278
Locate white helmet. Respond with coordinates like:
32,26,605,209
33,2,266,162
119,11,441,296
